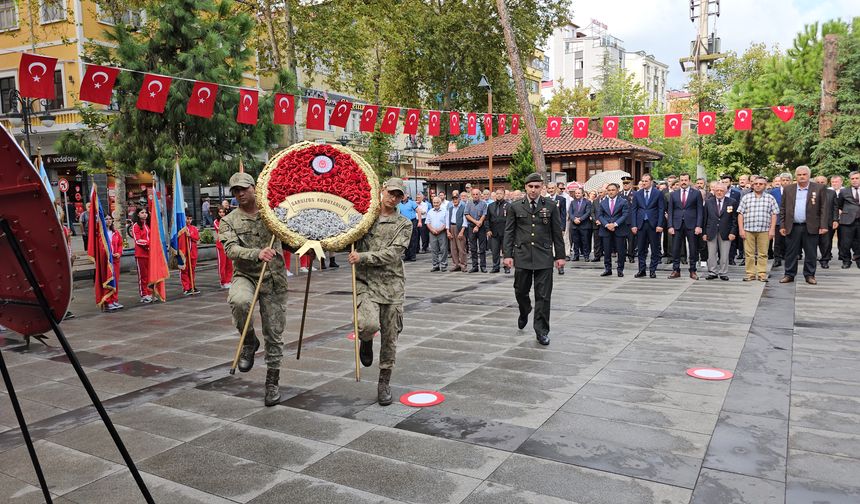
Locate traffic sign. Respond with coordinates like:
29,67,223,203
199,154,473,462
58,178,69,193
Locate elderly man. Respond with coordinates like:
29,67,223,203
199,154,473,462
447,193,467,271
426,196,449,272
813,175,839,269
487,188,510,273
779,166,829,284
568,188,593,262
464,188,489,273
738,176,779,282
837,171,860,268
702,183,738,280
415,192,430,254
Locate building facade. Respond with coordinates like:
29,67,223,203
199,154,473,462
625,50,669,112
547,23,625,92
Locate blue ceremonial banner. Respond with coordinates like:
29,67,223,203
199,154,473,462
36,153,55,205
169,161,187,269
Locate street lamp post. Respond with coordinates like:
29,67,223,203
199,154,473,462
406,136,425,197
478,75,493,191
6,89,56,157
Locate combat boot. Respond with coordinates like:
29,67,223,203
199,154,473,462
378,369,393,406
264,368,281,406
238,336,260,373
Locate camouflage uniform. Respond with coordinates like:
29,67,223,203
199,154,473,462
220,207,288,369
355,212,412,370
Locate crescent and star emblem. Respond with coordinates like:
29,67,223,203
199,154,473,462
147,79,163,98
606,120,616,130
702,114,713,125
91,71,109,89
197,87,211,103
363,109,374,120
669,118,679,128
549,119,559,130
576,119,585,129
452,115,459,125
431,114,438,125
409,113,417,125
311,103,322,118
278,96,290,113
738,110,748,121
242,94,254,111
636,119,646,129
386,111,396,123
336,104,347,117
28,62,47,82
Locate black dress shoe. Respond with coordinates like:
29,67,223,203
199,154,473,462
572,256,580,262
592,256,603,262
820,260,830,269
738,259,745,266
468,267,479,273
536,333,550,346
720,275,729,281
490,268,500,273
359,339,374,367
481,268,487,273
517,314,528,330
504,267,511,274
842,262,852,269
728,259,736,265
706,274,718,280
634,271,646,278
558,266,564,275
430,267,440,272
617,271,624,277
650,272,657,278
600,270,612,277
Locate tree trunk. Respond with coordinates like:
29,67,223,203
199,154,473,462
820,34,839,138
282,0,298,145
494,0,547,176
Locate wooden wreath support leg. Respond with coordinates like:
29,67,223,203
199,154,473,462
296,254,313,360
229,235,277,375
351,244,361,382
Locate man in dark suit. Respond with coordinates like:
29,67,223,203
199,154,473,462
596,182,630,277
721,174,743,265
769,173,788,267
702,183,738,280
620,176,637,263
631,173,664,279
486,188,510,273
837,170,860,268
550,184,567,274
503,172,566,345
568,187,593,261
667,173,704,279
814,175,840,269
779,165,830,284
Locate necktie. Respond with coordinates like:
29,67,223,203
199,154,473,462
530,200,536,212
855,188,859,202
609,198,615,214
645,190,650,201
681,189,687,207
577,199,583,212
718,199,723,214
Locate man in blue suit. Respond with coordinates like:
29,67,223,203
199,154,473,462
668,173,704,279
721,174,744,266
769,173,788,268
631,173,664,279
567,187,593,261
596,182,630,277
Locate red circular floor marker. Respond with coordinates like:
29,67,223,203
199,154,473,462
686,368,733,380
400,391,445,407
347,332,355,341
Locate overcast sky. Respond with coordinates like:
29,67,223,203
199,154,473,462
559,0,856,89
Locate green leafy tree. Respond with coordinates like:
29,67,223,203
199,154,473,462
544,82,599,118
508,134,536,189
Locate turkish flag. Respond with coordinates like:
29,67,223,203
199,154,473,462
573,117,589,138
359,105,379,132
734,109,752,130
329,100,353,128
18,53,57,99
403,108,420,135
273,94,295,125
483,114,493,137
633,115,650,138
602,116,619,138
186,81,218,119
237,89,258,125
498,114,506,135
79,64,119,105
664,114,682,138
449,112,461,135
546,116,561,137
772,106,794,122
380,107,400,135
305,97,326,130
511,115,521,135
428,110,441,136
467,113,477,136
698,111,716,135
136,74,172,113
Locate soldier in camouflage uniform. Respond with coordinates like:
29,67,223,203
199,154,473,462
220,172,288,407
348,178,413,405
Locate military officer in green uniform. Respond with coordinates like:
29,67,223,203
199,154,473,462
220,172,288,407
348,178,413,405
503,172,566,345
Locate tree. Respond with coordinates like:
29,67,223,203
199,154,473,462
544,82,599,119
508,134,536,189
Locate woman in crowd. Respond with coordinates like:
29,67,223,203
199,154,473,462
104,215,125,311
214,207,233,289
131,208,153,303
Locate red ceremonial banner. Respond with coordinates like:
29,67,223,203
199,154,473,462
18,53,57,99
467,113,477,136
79,64,119,105
546,116,561,137
734,109,752,130
329,100,353,128
497,114,506,135
633,115,650,138
428,110,441,136
305,97,326,130
136,74,172,113
273,94,295,125
359,105,379,132
698,111,716,135
449,112,461,135
380,107,400,134
403,108,420,135
602,116,619,138
573,117,589,138
664,114,682,138
186,81,218,119
772,106,794,122
511,115,520,135
237,89,259,125
483,113,493,137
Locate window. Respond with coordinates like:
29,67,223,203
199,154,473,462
587,159,603,179
0,76,15,114
574,78,583,88
44,70,64,110
0,0,17,30
40,0,65,24
96,6,144,28
575,60,584,70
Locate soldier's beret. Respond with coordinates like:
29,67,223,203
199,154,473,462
524,173,543,184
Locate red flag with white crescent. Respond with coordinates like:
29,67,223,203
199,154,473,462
359,105,379,132
237,89,259,125
449,112,461,135
497,114,506,135
273,93,295,125
664,114,682,138
403,108,420,135
771,106,794,122
602,116,619,138
186,81,218,119
79,64,119,105
467,113,477,136
511,114,520,135
136,74,172,113
734,109,752,130
573,117,589,138
483,114,493,137
698,111,716,135
305,97,326,130
546,116,561,137
18,53,57,99
428,110,441,136
633,115,650,138
329,99,353,128
380,107,400,135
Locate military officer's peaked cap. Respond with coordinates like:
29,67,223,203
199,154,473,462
524,173,543,184
229,172,256,191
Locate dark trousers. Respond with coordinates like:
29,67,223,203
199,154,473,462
419,224,430,252
468,227,487,269
405,219,419,260
593,227,604,258
838,222,860,262
671,224,699,271
773,229,786,260
602,233,627,272
818,227,836,262
785,223,819,279
698,234,708,262
625,233,636,260
661,223,671,257
570,225,592,259
514,267,553,337
731,236,744,259
636,221,662,273
489,232,504,270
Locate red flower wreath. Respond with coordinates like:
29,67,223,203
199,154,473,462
266,144,372,213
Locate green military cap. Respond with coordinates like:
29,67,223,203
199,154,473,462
383,178,406,195
229,172,255,191
524,172,543,184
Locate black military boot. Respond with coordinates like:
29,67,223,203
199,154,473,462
359,339,373,367
238,336,260,373
378,369,393,406
329,257,340,268
264,368,281,406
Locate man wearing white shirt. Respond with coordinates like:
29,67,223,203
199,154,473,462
415,193,430,254
426,197,449,272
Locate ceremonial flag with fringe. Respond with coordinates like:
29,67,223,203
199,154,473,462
36,152,55,204
169,161,187,270
149,183,170,301
86,184,116,307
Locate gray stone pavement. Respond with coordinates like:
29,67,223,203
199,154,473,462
1,253,859,503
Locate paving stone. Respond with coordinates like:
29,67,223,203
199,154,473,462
20,381,114,411
787,449,860,489
48,420,180,464
395,408,535,452
721,371,790,419
62,470,236,504
241,406,373,446
0,394,67,427
153,388,263,420
786,478,860,504
577,381,725,414
417,390,557,429
790,390,860,416
790,407,860,436
0,471,54,504
461,481,574,504
789,426,860,460
691,469,785,504
592,367,732,397
60,369,159,395
561,394,719,434
109,403,227,442
703,412,788,482
248,472,401,504
441,374,572,410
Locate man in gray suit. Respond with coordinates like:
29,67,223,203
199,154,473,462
838,170,860,268
779,166,830,284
